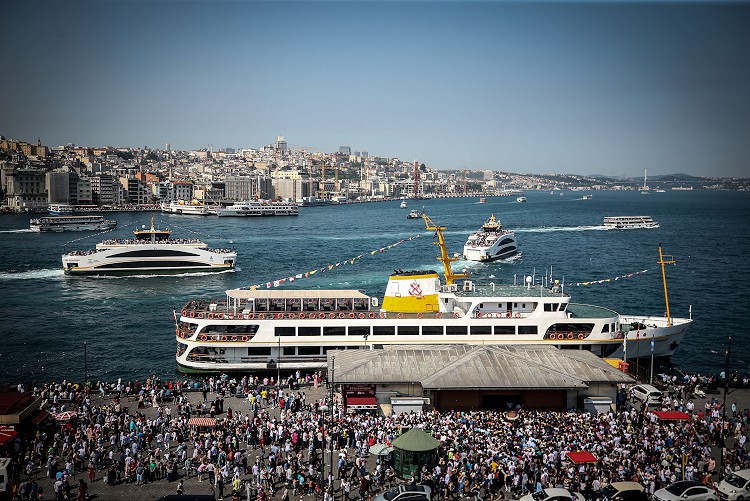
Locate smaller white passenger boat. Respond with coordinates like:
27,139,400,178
161,200,215,215
216,201,299,217
603,216,659,229
400,200,408,209
463,214,518,262
406,208,424,219
582,194,593,200
31,215,117,232
479,197,487,204
516,196,527,203
48,204,74,215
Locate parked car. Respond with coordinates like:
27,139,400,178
519,488,585,501
601,481,648,501
629,384,662,407
373,484,432,501
717,469,750,501
653,481,719,501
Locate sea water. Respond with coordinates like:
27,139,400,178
0,190,748,383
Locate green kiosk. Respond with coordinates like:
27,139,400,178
392,428,440,479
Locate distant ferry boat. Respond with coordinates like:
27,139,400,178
31,215,117,232
582,194,593,200
48,204,74,215
516,196,527,203
62,216,236,275
603,216,659,229
672,186,694,191
216,201,299,217
400,200,408,209
174,215,690,373
479,197,487,204
161,200,215,216
463,214,518,262
406,208,424,220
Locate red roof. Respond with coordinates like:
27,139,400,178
347,397,377,409
566,451,598,463
652,411,690,421
0,426,19,445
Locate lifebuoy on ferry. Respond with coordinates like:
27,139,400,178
181,309,187,316
258,314,266,320
417,313,424,319
208,313,214,320
199,335,207,341
358,313,366,319
368,312,375,319
436,312,443,319
506,312,512,318
189,312,195,318
578,333,585,340
246,313,254,320
567,332,574,340
216,313,224,320
476,312,482,319
231,336,238,342
397,313,404,319
198,313,204,319
453,313,460,318
227,314,234,320
241,336,249,342
299,313,306,319
276,313,284,320
548,333,556,340
338,313,345,319
379,313,386,319
326,313,333,319
289,313,296,319
349,313,356,319
220,336,228,341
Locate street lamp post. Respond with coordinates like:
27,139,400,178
277,336,281,386
363,333,369,351
329,355,336,494
720,336,732,479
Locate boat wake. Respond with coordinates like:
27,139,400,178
516,225,610,233
0,268,64,280
0,229,34,234
91,269,237,279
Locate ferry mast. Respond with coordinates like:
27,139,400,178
658,244,675,326
422,213,467,286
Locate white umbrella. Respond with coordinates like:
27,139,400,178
369,443,394,456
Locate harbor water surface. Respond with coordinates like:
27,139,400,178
1,190,748,383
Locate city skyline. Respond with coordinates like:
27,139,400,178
1,1,748,177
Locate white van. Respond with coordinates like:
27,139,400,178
717,469,750,501
629,384,662,406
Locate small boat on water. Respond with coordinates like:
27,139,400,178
400,200,408,209
516,196,527,203
479,197,487,204
582,194,593,200
406,208,424,219
463,214,518,262
48,204,74,215
161,200,216,216
61,216,236,275
216,201,299,217
31,215,117,232
603,216,659,229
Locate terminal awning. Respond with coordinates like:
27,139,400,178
0,426,19,445
347,397,377,410
566,451,597,464
652,411,690,421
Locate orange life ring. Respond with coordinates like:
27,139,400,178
181,309,187,316
241,336,249,342
199,334,207,341
397,313,404,319
453,313,460,318
515,312,521,318
231,336,238,342
189,311,195,318
227,314,234,320
338,313,345,319
379,313,386,319
436,312,443,318
276,313,284,319
578,333,585,340
198,312,204,319
208,313,214,320
417,313,424,319
289,313,296,319
299,313,306,319
567,332,574,340
216,313,224,320
349,313,355,319
248,313,255,320
368,312,376,319
358,313,366,319
258,313,266,320
506,312,512,318
326,313,333,319
220,336,228,342
476,312,482,318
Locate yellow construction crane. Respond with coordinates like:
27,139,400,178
657,244,675,326
422,213,467,285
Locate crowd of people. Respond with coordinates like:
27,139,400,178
1,371,748,501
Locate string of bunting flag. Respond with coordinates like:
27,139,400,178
239,233,425,290
571,269,648,286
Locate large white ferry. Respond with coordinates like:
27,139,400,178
31,215,117,232
603,216,659,229
462,214,517,262
216,201,299,217
174,215,691,374
161,200,215,216
62,217,236,275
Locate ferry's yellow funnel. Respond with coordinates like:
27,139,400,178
381,270,441,313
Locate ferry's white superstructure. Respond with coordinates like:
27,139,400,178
216,201,299,217
462,214,518,262
603,216,659,229
31,215,117,232
175,215,689,373
62,217,236,275
161,201,215,215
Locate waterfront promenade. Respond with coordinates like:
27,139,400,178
6,375,750,501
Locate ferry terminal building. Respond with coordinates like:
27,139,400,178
328,345,634,415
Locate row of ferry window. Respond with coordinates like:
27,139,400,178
273,325,539,336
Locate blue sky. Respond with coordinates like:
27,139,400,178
1,1,748,177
